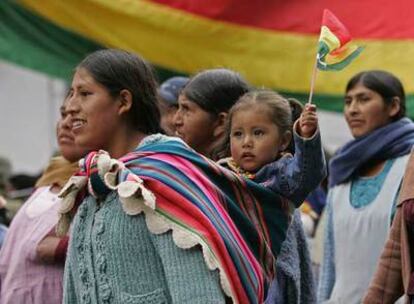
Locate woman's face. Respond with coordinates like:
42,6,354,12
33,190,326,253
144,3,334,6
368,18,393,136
57,101,87,162
66,68,124,153
344,83,398,138
174,94,221,155
159,100,178,136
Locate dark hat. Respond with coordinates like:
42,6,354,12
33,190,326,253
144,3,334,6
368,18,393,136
159,76,189,105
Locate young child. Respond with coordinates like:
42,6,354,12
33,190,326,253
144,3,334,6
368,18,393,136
220,89,325,208
219,90,324,304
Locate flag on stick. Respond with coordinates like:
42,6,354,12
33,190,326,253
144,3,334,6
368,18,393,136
317,9,363,71
308,9,363,103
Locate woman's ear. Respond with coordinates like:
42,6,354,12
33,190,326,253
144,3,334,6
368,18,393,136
213,112,228,138
388,96,401,118
118,89,133,115
280,131,292,152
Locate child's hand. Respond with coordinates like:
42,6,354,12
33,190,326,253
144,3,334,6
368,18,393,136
298,104,318,138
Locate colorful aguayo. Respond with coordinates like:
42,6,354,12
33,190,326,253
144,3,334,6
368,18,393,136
56,138,290,304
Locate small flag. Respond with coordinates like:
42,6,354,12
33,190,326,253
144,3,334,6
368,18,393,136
317,9,363,71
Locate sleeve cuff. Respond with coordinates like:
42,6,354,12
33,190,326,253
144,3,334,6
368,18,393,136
293,120,320,141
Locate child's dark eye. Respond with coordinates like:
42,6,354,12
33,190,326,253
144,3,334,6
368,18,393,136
254,129,264,136
232,131,243,138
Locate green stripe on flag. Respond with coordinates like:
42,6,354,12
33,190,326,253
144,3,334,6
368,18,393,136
0,0,187,83
0,0,103,80
317,41,331,58
318,47,364,71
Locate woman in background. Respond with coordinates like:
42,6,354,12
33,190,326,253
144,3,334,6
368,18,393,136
318,70,414,303
174,68,250,160
0,98,86,304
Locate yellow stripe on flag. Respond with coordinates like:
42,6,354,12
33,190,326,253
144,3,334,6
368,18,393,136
319,26,341,53
17,0,414,95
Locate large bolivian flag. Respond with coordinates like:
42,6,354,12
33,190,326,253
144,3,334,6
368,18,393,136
2,0,414,115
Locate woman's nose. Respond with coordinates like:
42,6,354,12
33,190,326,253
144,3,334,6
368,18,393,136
173,109,183,126
346,100,359,115
66,93,80,114
60,115,72,130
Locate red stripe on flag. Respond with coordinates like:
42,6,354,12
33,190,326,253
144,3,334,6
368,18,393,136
321,9,351,46
150,0,414,39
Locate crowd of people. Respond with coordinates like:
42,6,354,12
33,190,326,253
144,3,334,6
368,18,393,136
0,48,412,304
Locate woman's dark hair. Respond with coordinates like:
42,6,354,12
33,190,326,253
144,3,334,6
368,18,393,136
182,68,250,116
346,70,406,120
77,49,162,134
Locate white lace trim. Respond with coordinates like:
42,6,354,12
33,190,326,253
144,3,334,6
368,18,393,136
143,208,234,300
56,151,236,303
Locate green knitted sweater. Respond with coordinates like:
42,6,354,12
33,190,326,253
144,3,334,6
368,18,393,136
63,191,226,304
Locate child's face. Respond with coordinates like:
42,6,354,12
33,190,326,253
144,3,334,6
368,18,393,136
230,107,289,172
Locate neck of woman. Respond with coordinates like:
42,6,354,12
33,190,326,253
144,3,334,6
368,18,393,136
358,159,387,177
107,128,148,159
203,137,227,161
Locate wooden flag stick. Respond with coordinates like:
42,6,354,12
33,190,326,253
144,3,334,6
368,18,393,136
307,54,319,104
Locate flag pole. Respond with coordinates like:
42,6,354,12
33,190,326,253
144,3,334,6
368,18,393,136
307,54,319,104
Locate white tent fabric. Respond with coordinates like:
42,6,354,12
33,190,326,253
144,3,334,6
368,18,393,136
318,110,353,156
0,60,66,174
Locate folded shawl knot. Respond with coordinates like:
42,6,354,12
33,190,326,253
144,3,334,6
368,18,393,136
56,150,156,236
